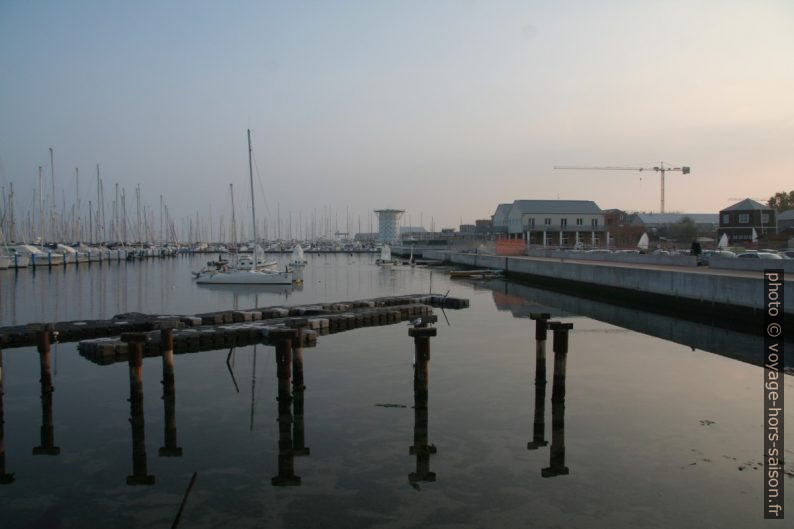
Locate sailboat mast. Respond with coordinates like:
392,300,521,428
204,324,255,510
247,129,257,270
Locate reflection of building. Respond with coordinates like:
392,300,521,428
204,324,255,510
718,199,775,241
375,209,405,243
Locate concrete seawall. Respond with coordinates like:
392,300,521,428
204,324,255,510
420,249,793,316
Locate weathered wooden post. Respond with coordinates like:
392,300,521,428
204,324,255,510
542,321,572,478
121,332,154,485
0,342,15,484
270,328,301,486
527,313,550,450
158,321,182,457
408,325,437,485
29,324,59,456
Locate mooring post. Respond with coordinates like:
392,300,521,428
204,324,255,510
158,322,182,457
121,332,154,485
270,328,301,486
527,313,550,450
542,322,572,478
0,343,15,484
29,324,59,456
292,327,306,392
408,325,437,485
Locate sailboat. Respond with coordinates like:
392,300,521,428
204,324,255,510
375,244,395,266
637,232,649,251
197,130,293,285
290,243,307,267
717,233,729,249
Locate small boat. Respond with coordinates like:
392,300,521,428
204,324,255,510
375,244,395,266
449,269,503,279
197,129,293,285
290,243,307,267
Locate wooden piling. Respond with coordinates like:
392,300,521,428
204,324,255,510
408,326,437,484
121,333,154,485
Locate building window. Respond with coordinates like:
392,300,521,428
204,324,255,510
576,218,583,225
561,218,567,228
761,213,770,224
591,218,599,228
544,218,551,225
722,214,729,224
527,218,535,227
738,214,749,224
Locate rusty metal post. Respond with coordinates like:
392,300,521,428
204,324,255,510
121,332,154,485
408,326,437,485
542,322,572,478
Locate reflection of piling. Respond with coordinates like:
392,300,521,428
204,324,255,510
159,326,182,457
408,326,437,485
527,313,550,450
0,346,15,483
30,324,59,456
121,333,154,485
271,329,301,486
292,329,310,457
542,322,572,478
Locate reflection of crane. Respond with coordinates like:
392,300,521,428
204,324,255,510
553,162,691,213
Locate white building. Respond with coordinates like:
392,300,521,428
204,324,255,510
496,199,605,247
374,209,404,243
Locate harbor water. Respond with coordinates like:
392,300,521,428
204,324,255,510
0,254,791,528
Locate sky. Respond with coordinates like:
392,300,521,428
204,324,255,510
1,0,793,237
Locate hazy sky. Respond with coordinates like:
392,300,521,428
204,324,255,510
1,0,793,234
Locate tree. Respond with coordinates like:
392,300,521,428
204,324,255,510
768,191,794,212
670,216,698,242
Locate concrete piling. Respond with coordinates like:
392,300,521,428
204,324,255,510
121,332,154,485
408,326,437,485
542,322,572,478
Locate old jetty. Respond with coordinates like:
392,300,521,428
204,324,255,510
0,294,469,365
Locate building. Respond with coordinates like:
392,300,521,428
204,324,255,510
459,224,476,234
499,199,605,247
374,209,404,243
631,213,719,234
491,203,512,235
604,209,644,248
777,210,794,234
475,219,492,234
718,199,776,242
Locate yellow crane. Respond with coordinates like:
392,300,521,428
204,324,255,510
553,162,691,214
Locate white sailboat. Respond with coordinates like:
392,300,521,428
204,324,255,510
290,243,307,267
376,244,395,266
637,233,649,251
197,130,293,285
717,233,729,249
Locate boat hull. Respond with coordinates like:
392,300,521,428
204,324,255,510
195,270,293,285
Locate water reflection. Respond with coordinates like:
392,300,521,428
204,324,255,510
124,335,154,485
409,327,437,487
271,333,302,486
484,278,794,369
33,328,59,456
542,322,572,478
0,349,14,484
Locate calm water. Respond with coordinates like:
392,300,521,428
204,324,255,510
0,254,791,528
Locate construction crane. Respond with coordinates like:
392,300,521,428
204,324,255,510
553,162,690,213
